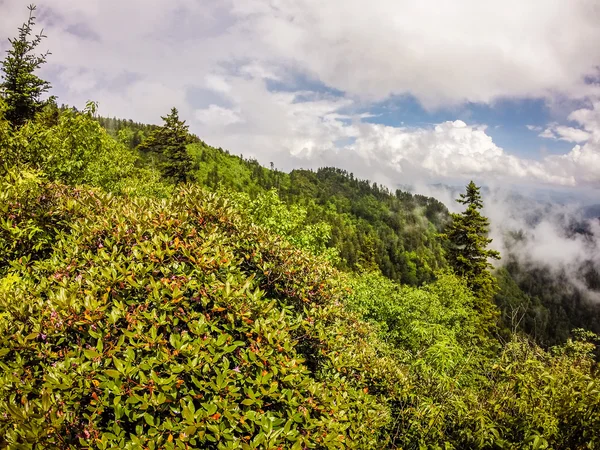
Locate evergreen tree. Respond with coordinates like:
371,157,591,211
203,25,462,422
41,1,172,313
0,5,52,128
138,107,197,183
443,181,500,313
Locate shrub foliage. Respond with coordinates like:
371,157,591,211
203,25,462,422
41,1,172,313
0,175,404,449
0,171,599,449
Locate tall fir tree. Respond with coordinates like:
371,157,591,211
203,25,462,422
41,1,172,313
0,4,52,128
443,181,500,319
138,107,197,183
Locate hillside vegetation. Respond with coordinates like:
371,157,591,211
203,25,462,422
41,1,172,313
1,7,599,449
2,167,600,449
96,108,600,348
189,142,449,286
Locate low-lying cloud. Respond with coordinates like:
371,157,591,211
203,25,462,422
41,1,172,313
485,190,600,303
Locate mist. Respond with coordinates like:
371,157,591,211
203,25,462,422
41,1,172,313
482,189,600,303
414,182,600,304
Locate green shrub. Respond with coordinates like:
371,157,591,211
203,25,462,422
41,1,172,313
346,271,600,449
483,335,600,449
0,180,403,449
0,169,71,276
0,100,170,197
228,189,339,263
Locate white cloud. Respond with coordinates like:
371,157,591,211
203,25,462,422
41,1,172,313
82,81,189,125
1,0,600,189
2,0,598,109
193,77,598,188
204,75,232,95
554,126,591,143
535,102,600,186
196,105,244,127
225,0,600,107
343,120,596,187
545,145,600,186
538,123,591,143
568,102,600,140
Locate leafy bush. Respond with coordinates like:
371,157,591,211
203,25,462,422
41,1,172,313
0,99,170,197
484,336,600,449
347,271,485,350
346,271,600,449
0,178,404,449
228,189,339,263
0,169,70,276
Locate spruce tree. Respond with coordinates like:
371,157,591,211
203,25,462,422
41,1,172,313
443,181,500,314
138,108,197,183
0,4,52,128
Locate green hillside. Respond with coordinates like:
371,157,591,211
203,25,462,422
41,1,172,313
189,142,448,286
2,97,600,450
1,9,600,449
2,164,600,448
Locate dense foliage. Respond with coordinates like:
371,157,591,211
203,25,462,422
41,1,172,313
0,174,403,448
95,116,158,149
1,169,599,449
347,271,600,449
0,100,169,198
189,142,448,286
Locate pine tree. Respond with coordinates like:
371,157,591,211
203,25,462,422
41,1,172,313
0,5,52,128
443,181,500,313
138,108,197,183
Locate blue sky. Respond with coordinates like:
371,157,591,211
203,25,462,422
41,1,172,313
360,96,578,158
265,71,579,159
1,0,600,193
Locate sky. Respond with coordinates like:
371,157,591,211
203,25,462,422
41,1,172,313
1,0,600,198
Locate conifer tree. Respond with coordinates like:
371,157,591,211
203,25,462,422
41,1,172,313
0,5,52,128
443,181,500,312
138,107,197,183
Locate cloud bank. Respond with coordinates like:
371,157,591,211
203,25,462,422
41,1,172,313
1,0,600,188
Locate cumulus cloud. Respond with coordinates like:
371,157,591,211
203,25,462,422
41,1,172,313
192,76,599,188
350,120,598,187
535,102,600,187
568,102,600,140
1,0,600,188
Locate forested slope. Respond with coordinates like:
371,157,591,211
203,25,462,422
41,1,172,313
93,107,600,351
1,7,600,448
188,142,449,285
2,163,600,448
